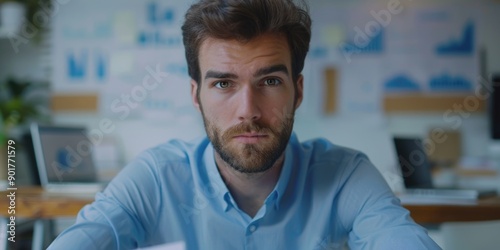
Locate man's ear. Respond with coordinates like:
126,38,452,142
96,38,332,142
294,74,304,110
191,79,201,112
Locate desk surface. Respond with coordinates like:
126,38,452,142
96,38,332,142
1,187,500,224
0,187,94,219
404,196,500,224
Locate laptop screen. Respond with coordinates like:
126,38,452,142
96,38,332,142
31,123,98,186
393,137,434,189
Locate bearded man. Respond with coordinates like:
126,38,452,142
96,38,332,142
49,0,440,249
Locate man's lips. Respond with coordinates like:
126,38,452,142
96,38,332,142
232,133,268,143
233,133,267,138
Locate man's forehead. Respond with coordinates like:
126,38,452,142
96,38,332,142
198,34,292,78
200,33,289,50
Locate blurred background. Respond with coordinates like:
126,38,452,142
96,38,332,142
1,0,500,249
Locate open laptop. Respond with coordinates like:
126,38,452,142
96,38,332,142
393,137,497,202
31,123,106,195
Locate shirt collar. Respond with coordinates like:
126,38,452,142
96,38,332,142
202,142,233,211
271,132,297,210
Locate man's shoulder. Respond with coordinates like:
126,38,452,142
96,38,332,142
294,137,375,193
298,137,368,164
139,136,210,168
294,137,371,179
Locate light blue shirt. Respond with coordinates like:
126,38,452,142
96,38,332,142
49,133,440,249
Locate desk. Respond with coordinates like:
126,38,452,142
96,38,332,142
1,187,500,247
0,187,94,250
0,187,93,219
403,196,500,224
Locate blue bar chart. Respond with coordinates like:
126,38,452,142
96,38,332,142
436,22,474,55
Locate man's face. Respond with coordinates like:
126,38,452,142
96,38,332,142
191,33,303,173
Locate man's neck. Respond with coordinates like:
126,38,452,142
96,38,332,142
214,153,284,218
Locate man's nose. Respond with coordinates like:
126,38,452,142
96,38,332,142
236,85,261,122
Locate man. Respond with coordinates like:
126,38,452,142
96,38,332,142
49,0,440,249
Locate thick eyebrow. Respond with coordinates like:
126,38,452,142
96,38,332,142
204,64,289,80
204,71,238,80
253,64,289,78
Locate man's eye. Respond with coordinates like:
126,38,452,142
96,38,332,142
263,78,281,86
214,81,231,89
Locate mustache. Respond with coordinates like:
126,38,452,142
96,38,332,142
222,122,274,140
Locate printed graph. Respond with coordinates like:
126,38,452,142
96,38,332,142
340,29,384,54
384,75,421,92
429,73,472,91
67,51,107,81
436,22,474,55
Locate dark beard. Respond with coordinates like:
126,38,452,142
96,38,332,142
202,112,294,174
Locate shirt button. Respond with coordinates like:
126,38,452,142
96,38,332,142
249,225,257,233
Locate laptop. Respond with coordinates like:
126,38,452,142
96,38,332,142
31,123,106,195
393,137,497,203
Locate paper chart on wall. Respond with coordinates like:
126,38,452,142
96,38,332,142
52,0,193,120
309,2,480,115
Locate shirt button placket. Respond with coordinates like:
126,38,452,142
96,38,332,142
245,224,258,250
248,224,257,233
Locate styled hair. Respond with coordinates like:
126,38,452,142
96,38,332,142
182,0,311,84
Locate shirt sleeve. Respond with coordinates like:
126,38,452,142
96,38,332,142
339,155,442,250
47,151,162,250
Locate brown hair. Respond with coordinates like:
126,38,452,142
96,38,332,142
182,0,311,84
